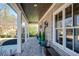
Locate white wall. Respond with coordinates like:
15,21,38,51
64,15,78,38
38,3,79,56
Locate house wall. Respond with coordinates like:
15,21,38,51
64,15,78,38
38,3,79,56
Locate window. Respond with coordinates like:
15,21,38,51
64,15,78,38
73,4,79,26
74,28,79,53
55,11,63,45
65,4,74,50
73,4,79,53
55,4,79,54
55,11,62,28
56,29,63,44
65,5,73,27
0,4,17,45
66,29,73,50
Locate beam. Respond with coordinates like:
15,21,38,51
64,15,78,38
38,3,56,24
16,3,29,23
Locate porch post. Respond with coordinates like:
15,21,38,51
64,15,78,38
27,23,29,40
17,11,22,54
25,21,27,42
53,14,56,43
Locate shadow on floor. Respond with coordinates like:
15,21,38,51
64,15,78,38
44,47,60,56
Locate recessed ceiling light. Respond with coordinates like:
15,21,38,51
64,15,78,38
34,4,37,7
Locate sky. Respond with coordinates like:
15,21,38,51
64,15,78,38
0,3,17,17
0,3,5,9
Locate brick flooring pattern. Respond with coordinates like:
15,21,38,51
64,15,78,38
21,37,45,56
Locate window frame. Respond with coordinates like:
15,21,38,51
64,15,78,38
55,11,63,45
53,3,79,55
53,4,65,46
53,3,77,53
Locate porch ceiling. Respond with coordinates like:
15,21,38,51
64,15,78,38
20,3,52,23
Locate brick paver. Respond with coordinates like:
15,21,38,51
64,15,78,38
21,37,45,56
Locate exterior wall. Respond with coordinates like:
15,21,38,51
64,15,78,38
44,15,52,46
38,3,79,56
38,3,64,46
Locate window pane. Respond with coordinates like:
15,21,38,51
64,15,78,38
66,29,73,50
0,4,17,44
73,4,79,26
55,11,62,28
65,5,73,27
74,28,79,53
56,29,63,45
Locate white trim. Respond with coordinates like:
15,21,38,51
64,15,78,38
53,12,56,43
56,28,63,29
63,8,66,48
53,42,79,56
25,18,28,42
72,4,75,51
53,3,72,16
17,11,22,54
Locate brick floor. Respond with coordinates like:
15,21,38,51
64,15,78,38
20,37,45,56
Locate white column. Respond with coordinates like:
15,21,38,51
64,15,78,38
50,15,53,46
27,23,29,40
53,14,56,43
25,21,27,42
63,9,66,47
17,11,22,54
